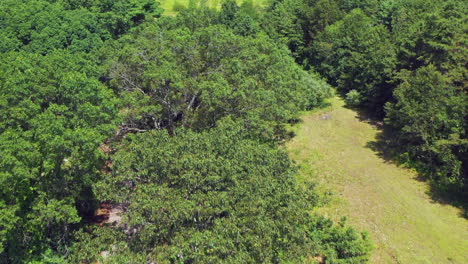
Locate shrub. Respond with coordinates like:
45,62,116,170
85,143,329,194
345,89,362,106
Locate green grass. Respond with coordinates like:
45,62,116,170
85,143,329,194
287,97,468,263
158,0,269,16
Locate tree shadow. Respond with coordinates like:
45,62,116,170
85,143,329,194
351,106,403,165
350,103,468,218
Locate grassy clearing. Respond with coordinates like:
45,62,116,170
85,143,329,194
159,0,269,16
287,97,468,263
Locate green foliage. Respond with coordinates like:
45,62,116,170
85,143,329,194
164,5,219,31
340,0,380,13
0,201,18,255
0,0,162,54
92,120,309,262
0,51,119,261
85,0,164,36
75,119,371,263
385,65,467,189
219,0,240,24
218,0,260,36
307,216,373,263
0,0,107,53
261,0,306,57
4,0,465,261
304,0,346,38
262,0,467,198
345,90,362,107
261,0,380,62
104,22,330,138
0,1,374,263
389,0,467,94
312,8,396,112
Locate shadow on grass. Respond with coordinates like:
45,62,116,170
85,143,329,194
346,101,468,219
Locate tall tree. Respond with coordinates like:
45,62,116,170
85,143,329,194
71,119,372,263
386,65,467,191
312,8,396,114
0,51,119,262
104,23,331,138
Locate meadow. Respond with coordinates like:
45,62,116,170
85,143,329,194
287,97,468,263
159,0,269,15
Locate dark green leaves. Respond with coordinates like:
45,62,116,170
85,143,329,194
0,51,119,261
386,65,467,186
105,23,331,138
87,119,371,263
0,0,162,54
312,8,396,113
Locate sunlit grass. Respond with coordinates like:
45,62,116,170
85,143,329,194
287,97,468,263
158,0,270,16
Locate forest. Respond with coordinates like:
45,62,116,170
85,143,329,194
0,0,466,263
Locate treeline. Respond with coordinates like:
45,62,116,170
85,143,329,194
264,0,467,205
0,0,373,263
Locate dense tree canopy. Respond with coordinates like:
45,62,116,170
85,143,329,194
263,0,467,202
0,51,119,262
104,22,331,138
0,0,162,54
3,0,465,262
0,0,373,263
71,119,372,263
386,65,467,191
312,8,396,112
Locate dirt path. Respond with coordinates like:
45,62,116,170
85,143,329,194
287,97,468,263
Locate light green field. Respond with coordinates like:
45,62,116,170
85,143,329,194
159,0,269,16
287,97,468,263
